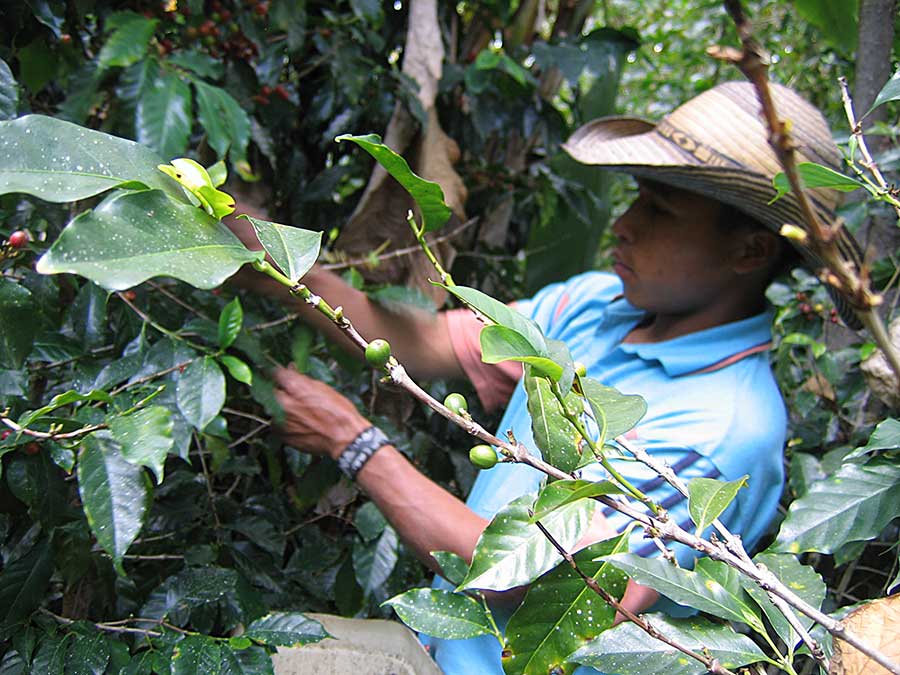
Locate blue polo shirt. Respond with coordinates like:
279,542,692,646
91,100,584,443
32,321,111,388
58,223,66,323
425,271,787,675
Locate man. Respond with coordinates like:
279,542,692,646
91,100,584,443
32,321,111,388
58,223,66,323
241,81,849,673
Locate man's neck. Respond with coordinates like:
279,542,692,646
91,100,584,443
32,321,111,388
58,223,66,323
624,298,765,344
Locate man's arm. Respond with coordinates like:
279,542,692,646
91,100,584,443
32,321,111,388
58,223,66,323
227,216,465,381
274,367,660,618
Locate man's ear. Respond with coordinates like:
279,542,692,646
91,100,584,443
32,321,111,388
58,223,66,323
733,229,780,274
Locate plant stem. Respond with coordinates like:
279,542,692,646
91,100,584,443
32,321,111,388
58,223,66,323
406,210,455,286
533,521,741,675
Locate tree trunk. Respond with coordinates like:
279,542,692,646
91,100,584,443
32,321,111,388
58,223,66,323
854,0,896,150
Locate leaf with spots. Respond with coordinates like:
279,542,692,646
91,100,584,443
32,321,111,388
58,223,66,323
771,457,900,555
77,432,152,575
738,552,825,648
524,371,583,472
600,554,764,632
459,493,595,592
504,530,631,675
244,612,329,647
383,589,497,641
0,115,184,203
37,190,263,291
570,612,768,675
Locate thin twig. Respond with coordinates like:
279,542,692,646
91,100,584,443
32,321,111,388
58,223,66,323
319,217,478,272
147,280,214,322
533,520,739,675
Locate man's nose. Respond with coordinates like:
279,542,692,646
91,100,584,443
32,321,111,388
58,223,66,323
611,203,638,243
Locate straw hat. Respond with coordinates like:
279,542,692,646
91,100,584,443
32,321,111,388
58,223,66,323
563,81,863,327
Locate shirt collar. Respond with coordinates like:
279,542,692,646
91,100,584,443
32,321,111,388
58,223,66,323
612,299,774,377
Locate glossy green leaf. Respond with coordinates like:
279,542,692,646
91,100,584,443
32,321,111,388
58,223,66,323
218,298,244,349
781,332,826,358
383,589,495,640
141,567,250,625
335,134,451,233
136,69,191,160
219,645,273,675
353,501,387,542
846,418,900,460
529,479,623,523
431,551,469,586
772,162,864,201
868,67,900,115
687,475,748,535
772,458,900,554
0,538,53,632
31,635,71,675
600,554,763,630
37,190,263,291
193,79,251,162
242,216,323,283
570,612,768,675
0,279,35,369
18,389,113,427
441,284,548,355
504,531,630,675
739,552,825,647
524,372,583,472
108,406,174,484
68,281,109,349
172,635,222,675
78,433,151,573
177,357,226,431
481,325,562,381
580,379,647,444
0,115,184,203
98,13,158,70
244,612,329,647
0,59,18,120
353,524,398,595
67,632,110,675
460,493,595,591
219,355,253,385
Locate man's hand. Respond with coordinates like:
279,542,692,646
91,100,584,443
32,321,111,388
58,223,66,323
273,367,371,460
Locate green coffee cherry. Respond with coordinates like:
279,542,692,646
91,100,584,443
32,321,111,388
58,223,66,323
574,361,587,378
469,444,498,470
365,338,391,368
444,392,468,416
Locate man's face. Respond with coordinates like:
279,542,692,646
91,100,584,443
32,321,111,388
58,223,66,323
611,179,743,315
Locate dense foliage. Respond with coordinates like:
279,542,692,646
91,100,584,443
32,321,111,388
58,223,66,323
0,1,899,675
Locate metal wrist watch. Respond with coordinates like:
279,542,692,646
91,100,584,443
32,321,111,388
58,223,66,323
336,425,390,480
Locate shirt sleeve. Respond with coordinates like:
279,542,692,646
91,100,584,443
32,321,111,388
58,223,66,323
446,308,522,412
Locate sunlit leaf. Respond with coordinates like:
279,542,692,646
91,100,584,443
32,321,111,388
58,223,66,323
383,589,495,640
772,458,900,554
244,612,329,647
524,372,583,472
687,475,748,535
504,532,630,675
37,190,263,291
482,325,562,381
771,162,864,201
570,612,768,675
335,134,452,233
219,355,253,385
868,67,900,115
431,551,468,586
241,216,322,283
580,379,647,444
459,493,595,591
0,115,184,203
529,479,623,523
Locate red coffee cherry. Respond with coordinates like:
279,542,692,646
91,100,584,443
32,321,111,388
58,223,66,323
8,231,28,248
